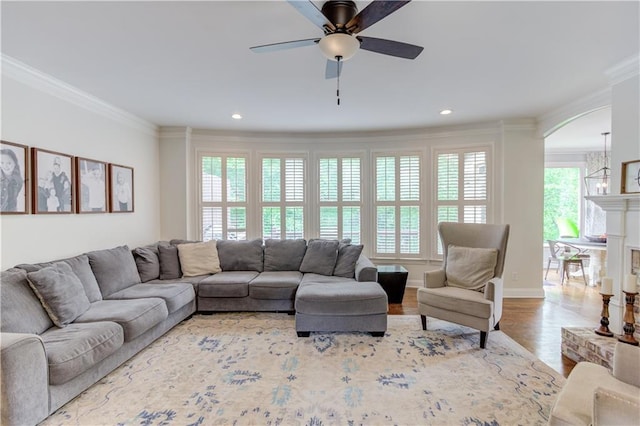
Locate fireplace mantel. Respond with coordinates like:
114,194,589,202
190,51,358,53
585,194,640,211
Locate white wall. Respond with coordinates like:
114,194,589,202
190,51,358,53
0,60,161,268
159,120,544,297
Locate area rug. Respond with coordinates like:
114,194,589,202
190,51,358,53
42,313,564,426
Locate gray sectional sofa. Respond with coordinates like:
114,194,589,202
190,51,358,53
0,238,383,425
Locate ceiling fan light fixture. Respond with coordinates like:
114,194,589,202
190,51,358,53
318,33,360,61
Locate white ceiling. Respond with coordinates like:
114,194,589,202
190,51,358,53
2,1,638,150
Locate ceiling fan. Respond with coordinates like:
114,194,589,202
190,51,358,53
250,0,424,80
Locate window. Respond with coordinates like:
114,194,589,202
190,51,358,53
374,154,421,256
318,156,362,243
261,156,306,239
544,166,582,241
200,154,247,241
434,148,490,255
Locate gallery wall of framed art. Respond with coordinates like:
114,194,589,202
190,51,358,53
0,140,134,215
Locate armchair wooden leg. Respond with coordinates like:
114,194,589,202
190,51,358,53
480,331,487,349
494,322,500,331
420,315,427,330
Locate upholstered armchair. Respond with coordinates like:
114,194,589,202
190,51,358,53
417,222,510,348
549,342,640,425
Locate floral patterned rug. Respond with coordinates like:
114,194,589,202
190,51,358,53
42,313,564,426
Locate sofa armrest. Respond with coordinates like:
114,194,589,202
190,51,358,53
1,332,50,426
612,342,640,387
355,254,377,282
593,386,640,426
423,269,445,288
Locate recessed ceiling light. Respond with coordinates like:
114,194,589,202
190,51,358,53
440,109,453,115
232,113,242,120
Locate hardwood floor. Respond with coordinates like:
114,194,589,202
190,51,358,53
389,270,602,378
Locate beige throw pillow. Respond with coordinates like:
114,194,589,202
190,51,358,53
445,245,498,291
177,240,221,277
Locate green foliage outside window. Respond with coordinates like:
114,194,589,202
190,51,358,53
543,168,580,241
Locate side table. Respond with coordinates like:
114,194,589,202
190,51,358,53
377,265,408,304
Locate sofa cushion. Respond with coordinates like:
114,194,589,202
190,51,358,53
1,268,54,334
217,239,264,272
177,240,221,277
333,243,364,278
74,299,168,341
41,321,123,385
132,245,160,282
197,271,259,298
445,245,498,291
158,244,182,280
299,239,340,276
300,273,354,285
263,239,307,271
107,283,195,314
295,281,388,316
26,263,91,328
16,254,102,302
86,246,141,297
249,271,302,299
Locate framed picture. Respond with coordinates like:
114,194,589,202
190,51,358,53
1,140,29,214
621,159,640,194
75,157,107,213
109,163,134,213
31,148,74,214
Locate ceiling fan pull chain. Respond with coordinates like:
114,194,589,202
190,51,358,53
336,56,342,106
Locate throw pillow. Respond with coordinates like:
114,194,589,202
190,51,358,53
217,239,264,272
445,245,498,291
16,255,103,302
177,240,221,277
333,243,364,278
1,268,54,334
158,244,182,280
26,262,91,327
86,245,141,297
263,239,307,271
133,245,160,282
299,239,340,276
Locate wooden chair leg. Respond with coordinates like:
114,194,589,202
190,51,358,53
420,315,427,330
480,331,487,349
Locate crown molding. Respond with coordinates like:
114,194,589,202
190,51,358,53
605,54,640,86
2,54,157,136
537,88,611,138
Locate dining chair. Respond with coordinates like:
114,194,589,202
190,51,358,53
546,240,588,285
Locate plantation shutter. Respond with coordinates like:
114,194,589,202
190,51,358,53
434,148,490,256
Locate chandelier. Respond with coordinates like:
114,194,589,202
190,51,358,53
584,132,611,195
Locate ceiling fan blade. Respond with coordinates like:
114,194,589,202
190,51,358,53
358,36,423,59
325,59,343,79
287,0,336,32
250,38,320,53
346,1,411,34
